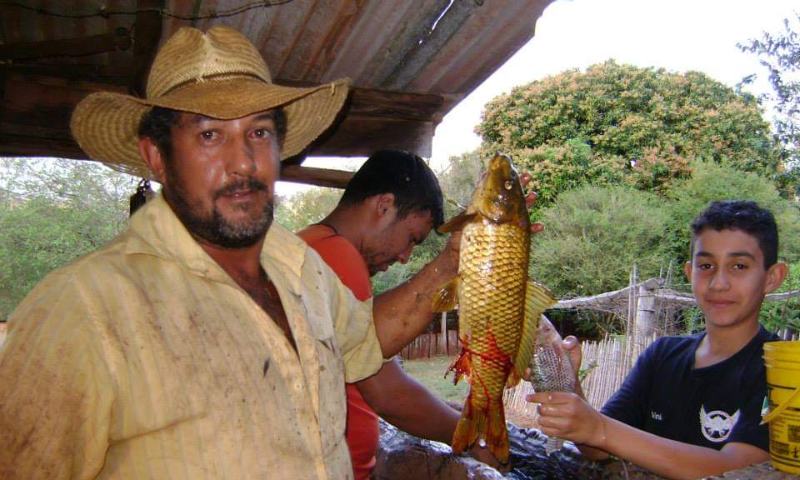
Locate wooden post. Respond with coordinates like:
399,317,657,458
635,279,659,349
440,312,447,356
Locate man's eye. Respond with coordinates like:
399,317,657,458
253,128,273,139
698,263,713,270
200,131,217,140
733,263,748,270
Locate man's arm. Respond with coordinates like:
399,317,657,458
356,358,459,443
372,234,459,358
0,282,113,480
357,358,504,469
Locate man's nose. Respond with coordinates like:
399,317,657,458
397,245,413,264
227,137,256,176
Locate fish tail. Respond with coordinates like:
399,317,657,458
451,396,510,464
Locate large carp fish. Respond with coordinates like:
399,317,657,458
432,153,556,464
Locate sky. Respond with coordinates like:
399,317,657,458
278,0,799,197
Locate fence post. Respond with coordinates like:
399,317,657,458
440,312,447,356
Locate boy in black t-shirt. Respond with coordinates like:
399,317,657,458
528,200,788,479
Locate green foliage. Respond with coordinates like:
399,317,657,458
739,13,800,192
530,184,669,299
274,187,343,233
0,158,133,319
401,356,469,404
478,60,782,210
760,262,800,333
663,160,800,265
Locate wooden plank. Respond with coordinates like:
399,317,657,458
0,74,442,161
279,165,354,189
0,29,133,61
129,0,164,96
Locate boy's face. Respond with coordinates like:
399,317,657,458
685,228,786,331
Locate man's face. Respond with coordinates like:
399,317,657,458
159,111,281,248
363,208,434,276
685,228,782,331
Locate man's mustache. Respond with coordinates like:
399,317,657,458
214,178,269,199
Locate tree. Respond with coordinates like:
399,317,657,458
0,158,134,319
478,60,783,209
274,187,343,233
663,160,800,265
739,13,800,194
529,184,669,297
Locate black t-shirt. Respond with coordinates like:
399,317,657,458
601,326,778,452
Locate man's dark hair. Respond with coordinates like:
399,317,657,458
137,106,287,160
340,150,444,229
690,200,779,268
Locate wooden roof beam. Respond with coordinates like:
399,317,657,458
0,29,132,62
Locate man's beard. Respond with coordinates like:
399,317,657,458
164,171,273,249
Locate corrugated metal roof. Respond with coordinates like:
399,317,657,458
0,0,554,184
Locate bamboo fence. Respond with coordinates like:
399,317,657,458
504,333,656,428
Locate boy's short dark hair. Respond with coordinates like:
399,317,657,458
138,106,287,161
691,200,779,268
340,150,444,229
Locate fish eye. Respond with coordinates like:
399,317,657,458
504,180,513,190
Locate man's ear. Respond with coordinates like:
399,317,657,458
684,261,693,284
138,137,167,184
375,193,396,218
765,262,789,294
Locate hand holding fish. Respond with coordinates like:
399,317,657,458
527,391,609,449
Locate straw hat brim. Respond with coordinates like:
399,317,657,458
70,77,350,178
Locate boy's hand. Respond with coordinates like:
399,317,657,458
526,392,607,448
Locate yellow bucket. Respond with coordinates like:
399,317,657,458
763,341,800,475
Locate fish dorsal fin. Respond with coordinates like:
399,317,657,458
512,279,557,381
431,277,460,312
438,210,478,234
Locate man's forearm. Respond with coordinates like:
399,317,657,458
357,359,459,443
373,249,457,357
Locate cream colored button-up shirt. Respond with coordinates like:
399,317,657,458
0,195,383,480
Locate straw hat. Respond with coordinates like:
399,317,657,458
71,26,349,178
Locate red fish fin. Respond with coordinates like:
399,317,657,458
431,277,460,312
438,210,478,233
512,279,557,380
447,347,472,385
451,399,510,464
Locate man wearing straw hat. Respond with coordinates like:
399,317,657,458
0,26,460,479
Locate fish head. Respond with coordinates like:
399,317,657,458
472,153,528,225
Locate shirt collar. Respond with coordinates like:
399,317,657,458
126,194,307,295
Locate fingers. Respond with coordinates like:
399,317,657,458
522,367,532,382
524,191,537,208
521,172,532,186
531,222,545,235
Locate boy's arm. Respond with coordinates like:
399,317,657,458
530,391,768,479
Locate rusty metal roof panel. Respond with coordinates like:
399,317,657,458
0,0,555,173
